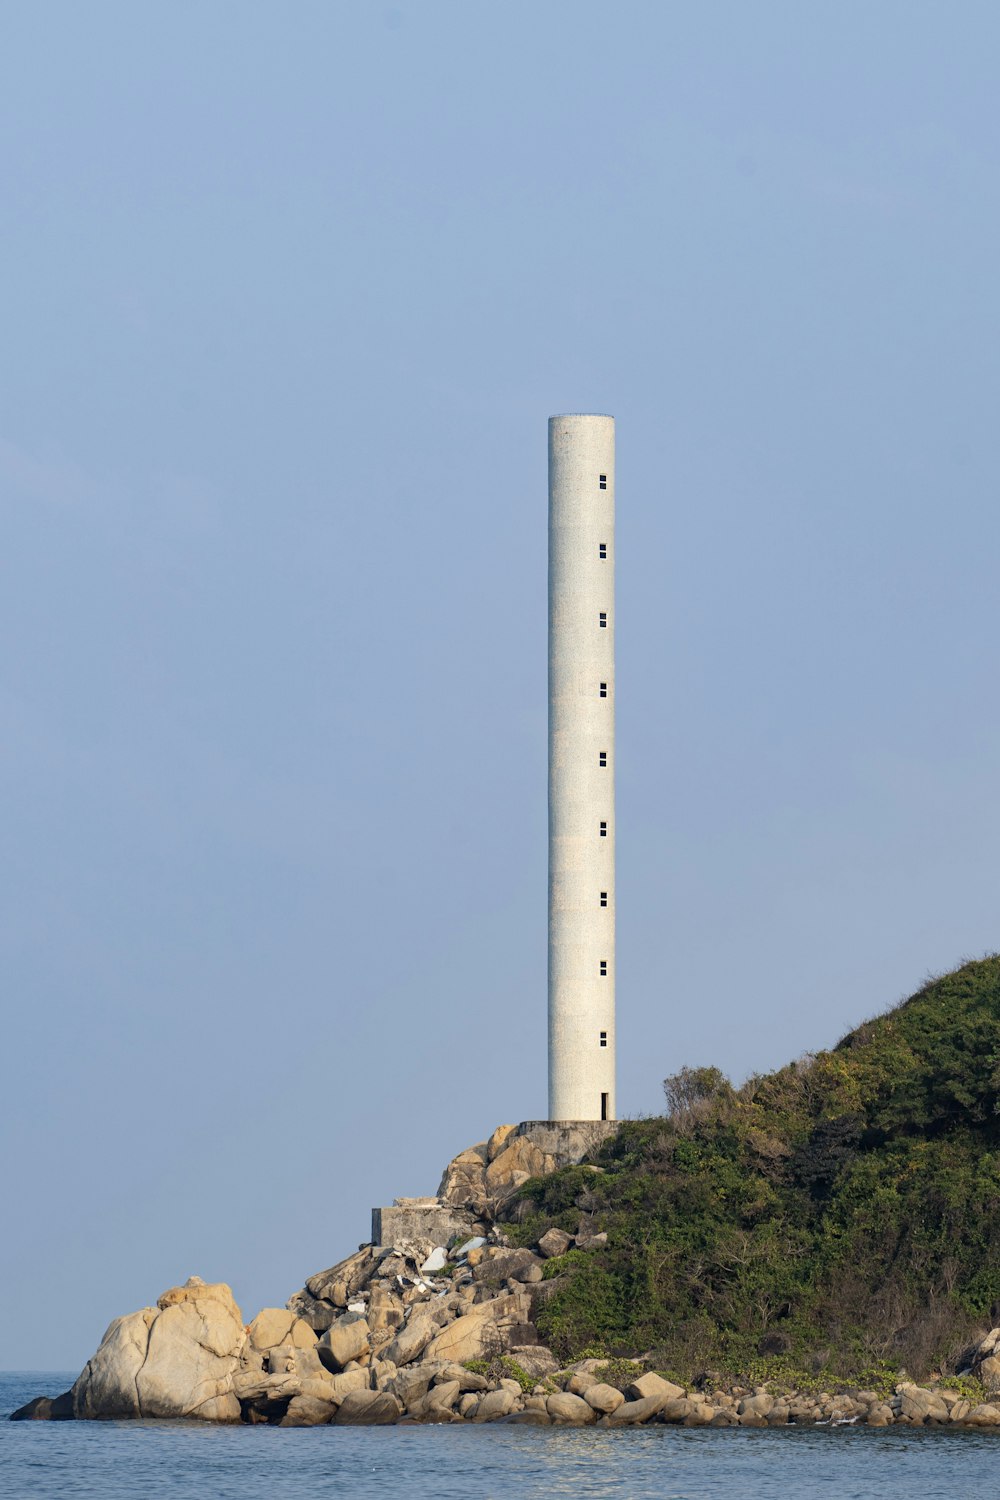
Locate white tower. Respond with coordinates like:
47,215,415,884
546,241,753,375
548,414,615,1122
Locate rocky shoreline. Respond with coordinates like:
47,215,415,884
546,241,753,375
13,1122,1000,1430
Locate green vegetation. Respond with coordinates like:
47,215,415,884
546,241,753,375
503,957,1000,1381
462,1356,535,1393
590,1358,645,1392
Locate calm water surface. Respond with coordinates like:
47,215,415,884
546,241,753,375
1,1372,994,1500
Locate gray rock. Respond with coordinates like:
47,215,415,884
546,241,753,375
306,1248,376,1304
584,1383,624,1414
385,1366,432,1408
433,1362,490,1392
279,1394,338,1426
383,1314,436,1368
409,1379,461,1419
537,1228,573,1259
507,1345,559,1379
625,1372,684,1403
331,1390,401,1426
738,1393,773,1417
286,1289,337,1334
547,1391,597,1424
604,1394,668,1425
472,1388,518,1422
899,1385,950,1423
472,1250,543,1286
318,1315,370,1372
511,1120,616,1166
9,1392,74,1422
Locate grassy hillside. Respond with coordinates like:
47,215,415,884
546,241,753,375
505,957,1000,1383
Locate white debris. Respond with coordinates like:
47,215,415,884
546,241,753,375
419,1246,449,1276
453,1237,486,1259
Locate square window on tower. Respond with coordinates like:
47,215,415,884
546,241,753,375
600,1031,608,1046
599,543,607,559
600,961,607,976
600,891,608,907
599,751,607,767
599,612,607,628
599,474,607,490
600,821,607,837
599,682,607,698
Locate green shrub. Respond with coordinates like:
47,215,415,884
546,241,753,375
462,1356,534,1393
501,957,1000,1384
592,1358,644,1391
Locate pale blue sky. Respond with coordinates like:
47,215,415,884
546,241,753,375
3,1,999,1367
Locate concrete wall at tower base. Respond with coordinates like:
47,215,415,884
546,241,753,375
371,1199,484,1250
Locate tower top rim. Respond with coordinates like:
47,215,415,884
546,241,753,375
548,412,614,421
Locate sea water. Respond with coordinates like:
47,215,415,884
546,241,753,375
1,1372,993,1500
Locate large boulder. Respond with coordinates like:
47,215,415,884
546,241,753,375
438,1146,489,1214
135,1279,245,1421
967,1403,1000,1426
970,1330,1000,1392
422,1311,496,1364
248,1309,317,1352
410,1379,461,1420
280,1393,338,1427
366,1285,404,1333
285,1288,337,1334
485,1137,548,1199
248,1308,295,1350
547,1391,597,1424
898,1385,950,1423
537,1228,573,1259
318,1314,370,1372
605,1393,668,1425
383,1313,436,1367
385,1366,433,1408
472,1388,518,1422
72,1278,245,1422
507,1345,559,1379
487,1124,518,1160
331,1390,401,1426
433,1362,490,1392
306,1248,377,1305
422,1293,530,1364
625,1372,684,1403
71,1309,158,1419
472,1249,543,1287
584,1383,624,1415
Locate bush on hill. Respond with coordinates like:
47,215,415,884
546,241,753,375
503,957,1000,1382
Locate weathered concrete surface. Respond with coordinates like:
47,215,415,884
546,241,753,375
548,413,616,1122
371,1199,481,1250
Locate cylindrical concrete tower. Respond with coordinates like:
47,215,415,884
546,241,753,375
548,414,615,1122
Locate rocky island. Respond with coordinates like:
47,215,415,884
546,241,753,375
14,958,1000,1429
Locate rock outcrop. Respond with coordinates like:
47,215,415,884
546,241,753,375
435,1120,615,1217
68,1278,246,1422
14,1118,998,1431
